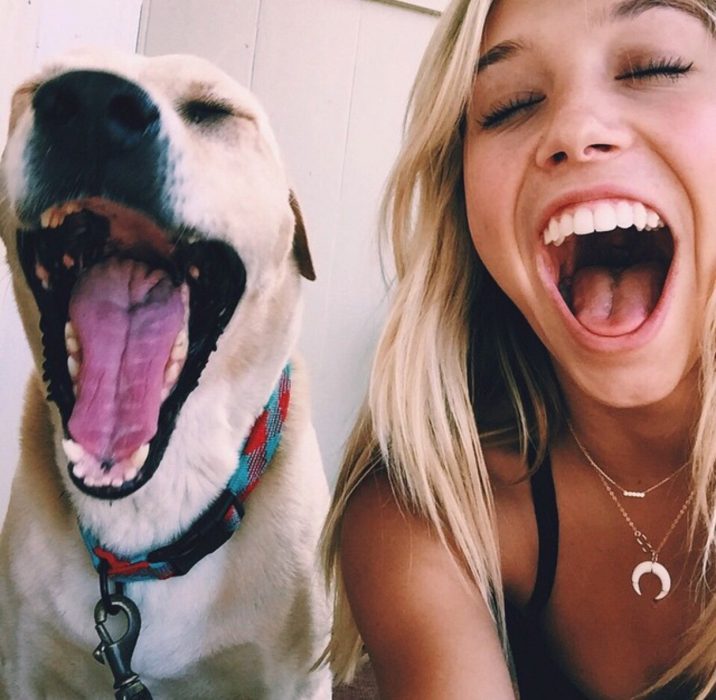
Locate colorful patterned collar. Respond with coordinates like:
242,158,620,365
80,365,291,583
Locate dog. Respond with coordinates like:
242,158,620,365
0,49,332,699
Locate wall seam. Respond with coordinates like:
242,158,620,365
136,0,152,54
249,0,262,90
366,0,441,17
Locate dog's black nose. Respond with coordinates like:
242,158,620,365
33,70,160,154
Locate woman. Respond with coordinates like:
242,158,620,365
322,0,716,697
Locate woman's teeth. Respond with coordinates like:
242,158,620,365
543,200,663,247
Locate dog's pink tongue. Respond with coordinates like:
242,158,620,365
68,259,185,463
571,262,665,336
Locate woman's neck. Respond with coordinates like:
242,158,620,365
558,364,699,482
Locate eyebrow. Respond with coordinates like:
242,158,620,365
476,0,708,74
610,0,705,23
476,40,525,73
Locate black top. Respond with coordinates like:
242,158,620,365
504,454,698,699
504,452,585,698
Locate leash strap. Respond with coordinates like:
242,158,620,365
80,365,291,583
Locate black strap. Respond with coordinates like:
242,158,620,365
146,490,244,576
525,452,559,616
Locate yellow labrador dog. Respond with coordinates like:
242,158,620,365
0,50,332,699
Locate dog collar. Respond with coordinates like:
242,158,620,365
80,364,291,583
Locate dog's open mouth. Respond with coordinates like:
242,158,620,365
17,198,246,499
541,201,674,337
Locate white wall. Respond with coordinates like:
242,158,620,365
0,0,440,524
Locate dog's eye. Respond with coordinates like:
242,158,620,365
181,100,233,126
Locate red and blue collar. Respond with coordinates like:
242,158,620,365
80,365,291,583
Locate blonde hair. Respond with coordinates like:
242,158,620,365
321,0,716,696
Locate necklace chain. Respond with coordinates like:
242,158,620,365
568,422,692,561
569,423,688,498
595,468,692,560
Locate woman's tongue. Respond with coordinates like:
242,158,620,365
67,259,185,464
570,262,665,336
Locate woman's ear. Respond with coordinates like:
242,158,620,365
289,190,316,281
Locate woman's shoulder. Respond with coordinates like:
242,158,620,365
340,470,516,698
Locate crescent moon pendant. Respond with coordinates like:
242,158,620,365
631,560,671,601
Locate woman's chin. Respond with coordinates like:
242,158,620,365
553,351,699,412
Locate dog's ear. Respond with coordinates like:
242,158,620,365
289,190,316,281
8,81,37,136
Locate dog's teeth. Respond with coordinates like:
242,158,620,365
41,203,78,230
65,321,80,354
67,356,80,380
111,477,124,488
62,438,85,463
66,336,80,355
171,331,188,361
36,265,51,290
188,265,200,279
35,263,49,284
84,476,97,487
160,387,170,402
164,361,181,385
62,254,75,269
72,462,87,478
130,444,150,469
125,466,139,481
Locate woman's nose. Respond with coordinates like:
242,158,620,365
534,92,633,169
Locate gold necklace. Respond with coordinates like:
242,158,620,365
569,424,688,499
568,422,692,601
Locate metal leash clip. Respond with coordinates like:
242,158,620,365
93,593,153,699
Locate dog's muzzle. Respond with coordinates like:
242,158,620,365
27,70,166,220
12,70,247,500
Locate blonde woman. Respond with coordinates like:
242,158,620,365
323,0,716,697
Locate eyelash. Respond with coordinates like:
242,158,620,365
616,56,694,82
181,99,234,126
478,56,694,130
479,92,545,129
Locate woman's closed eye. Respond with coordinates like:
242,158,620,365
477,56,693,131
616,56,694,83
478,91,545,130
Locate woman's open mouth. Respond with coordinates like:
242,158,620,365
539,199,675,339
17,198,246,499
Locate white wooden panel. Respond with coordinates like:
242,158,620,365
0,0,142,525
0,1,42,148
250,0,363,480
141,0,260,87
315,1,437,479
34,0,143,65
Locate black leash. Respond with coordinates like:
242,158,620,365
94,561,153,699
